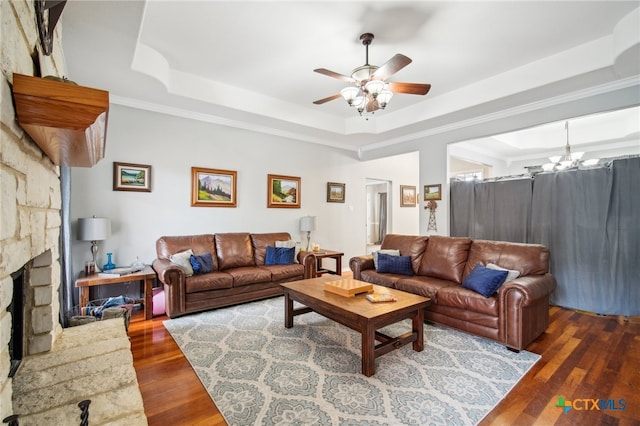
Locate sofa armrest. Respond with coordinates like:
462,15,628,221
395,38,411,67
499,273,557,350
298,251,317,279
349,255,374,280
152,258,186,317
498,273,557,305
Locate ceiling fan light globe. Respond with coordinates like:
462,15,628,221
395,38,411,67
340,87,360,105
364,80,385,98
377,90,393,108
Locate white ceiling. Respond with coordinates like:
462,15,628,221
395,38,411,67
60,1,640,160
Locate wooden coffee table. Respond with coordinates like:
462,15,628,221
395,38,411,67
281,275,431,377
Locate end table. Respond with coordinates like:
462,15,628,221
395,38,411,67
75,265,157,320
312,249,344,276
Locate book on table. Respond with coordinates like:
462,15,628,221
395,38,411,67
98,267,134,277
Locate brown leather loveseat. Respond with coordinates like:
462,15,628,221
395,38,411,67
153,232,316,318
350,234,556,350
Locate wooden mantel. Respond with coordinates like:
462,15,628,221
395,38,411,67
12,73,109,167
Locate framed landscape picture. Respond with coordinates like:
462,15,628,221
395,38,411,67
327,182,345,203
400,185,417,207
268,174,300,208
424,184,442,201
191,167,237,207
113,162,152,192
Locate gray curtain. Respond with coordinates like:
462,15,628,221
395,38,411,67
450,178,532,243
450,157,639,315
377,192,387,244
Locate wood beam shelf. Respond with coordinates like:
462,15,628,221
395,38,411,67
12,73,109,167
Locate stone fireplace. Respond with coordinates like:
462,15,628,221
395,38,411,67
1,0,65,418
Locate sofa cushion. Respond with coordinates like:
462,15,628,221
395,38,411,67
462,264,508,297
156,234,217,270
435,285,499,317
418,236,471,283
359,270,401,289
377,253,414,276
463,239,549,280
216,233,255,270
189,253,214,275
258,264,304,281
372,249,399,269
265,246,295,265
226,266,272,287
395,276,458,300
185,271,233,293
380,234,428,272
170,249,194,277
251,232,293,265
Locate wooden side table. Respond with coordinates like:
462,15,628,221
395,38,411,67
75,265,157,320
312,249,344,276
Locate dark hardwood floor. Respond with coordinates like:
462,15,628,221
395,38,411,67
128,302,639,426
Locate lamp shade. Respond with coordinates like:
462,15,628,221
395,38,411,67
77,217,111,241
299,216,317,232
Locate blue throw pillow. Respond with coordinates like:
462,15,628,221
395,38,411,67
462,264,509,297
189,253,214,275
265,246,295,265
377,253,414,276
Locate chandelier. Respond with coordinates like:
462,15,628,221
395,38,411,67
541,121,598,171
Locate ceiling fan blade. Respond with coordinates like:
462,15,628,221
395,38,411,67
313,68,355,83
313,93,342,105
372,54,412,81
387,82,431,95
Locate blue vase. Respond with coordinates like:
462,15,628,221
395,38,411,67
103,252,116,270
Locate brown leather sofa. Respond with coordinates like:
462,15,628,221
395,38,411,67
349,234,556,350
152,232,316,318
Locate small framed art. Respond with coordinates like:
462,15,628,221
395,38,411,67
400,185,417,207
424,184,442,201
327,182,345,203
191,167,237,207
113,162,152,192
268,174,300,208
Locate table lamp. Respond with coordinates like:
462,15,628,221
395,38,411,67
299,215,317,251
77,216,111,271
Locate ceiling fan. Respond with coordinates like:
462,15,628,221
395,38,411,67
313,33,431,116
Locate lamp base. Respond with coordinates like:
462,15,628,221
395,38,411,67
90,241,102,272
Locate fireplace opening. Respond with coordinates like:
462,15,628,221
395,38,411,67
8,267,24,378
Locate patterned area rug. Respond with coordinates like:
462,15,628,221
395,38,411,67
164,296,540,425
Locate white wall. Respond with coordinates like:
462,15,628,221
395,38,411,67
70,105,420,275
419,140,450,236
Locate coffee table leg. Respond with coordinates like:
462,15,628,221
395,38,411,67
362,323,376,377
284,291,293,328
413,308,425,352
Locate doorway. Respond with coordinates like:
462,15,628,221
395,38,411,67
365,178,391,254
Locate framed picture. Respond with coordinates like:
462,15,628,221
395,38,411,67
113,162,152,192
191,167,237,207
424,184,442,201
327,182,345,203
268,174,300,208
400,185,417,207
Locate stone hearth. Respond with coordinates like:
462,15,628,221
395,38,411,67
12,318,146,424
